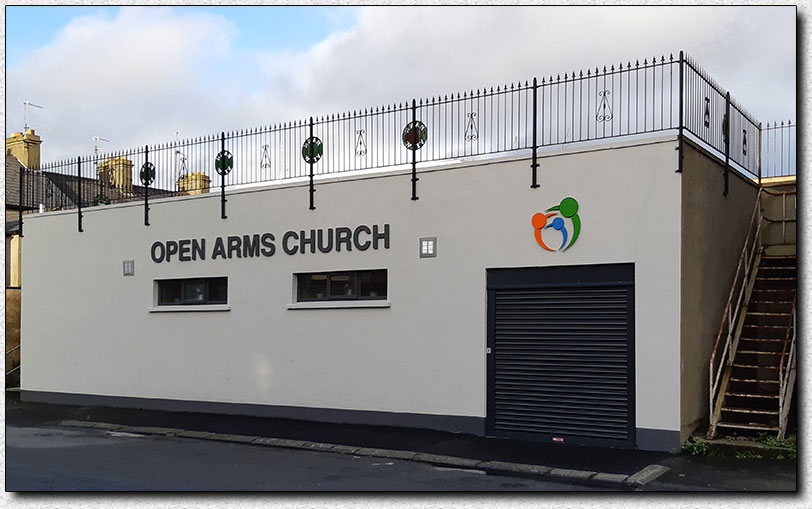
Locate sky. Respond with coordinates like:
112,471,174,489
4,5,797,163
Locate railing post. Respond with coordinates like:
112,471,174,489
723,91,730,196
77,156,83,233
221,132,228,219
676,50,684,174
18,166,24,238
531,77,540,188
144,145,150,227
309,118,316,210
411,99,419,201
757,122,763,186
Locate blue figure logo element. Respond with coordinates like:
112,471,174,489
545,216,568,250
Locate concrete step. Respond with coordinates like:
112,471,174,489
763,245,796,256
725,392,779,399
716,422,779,432
729,378,779,384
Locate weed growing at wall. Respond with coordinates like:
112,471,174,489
758,433,796,460
682,440,711,456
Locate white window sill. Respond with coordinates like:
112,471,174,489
149,304,231,313
287,300,391,310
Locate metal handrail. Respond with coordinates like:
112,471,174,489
709,190,762,424
5,344,21,379
778,296,796,437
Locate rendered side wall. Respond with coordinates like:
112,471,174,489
21,138,683,449
680,141,760,441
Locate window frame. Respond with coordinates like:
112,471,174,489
296,269,387,303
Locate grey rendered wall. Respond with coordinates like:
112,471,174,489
679,141,759,440
21,136,683,448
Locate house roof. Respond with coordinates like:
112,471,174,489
5,154,27,209
44,171,174,207
6,154,173,212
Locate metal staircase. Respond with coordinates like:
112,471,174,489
708,187,797,440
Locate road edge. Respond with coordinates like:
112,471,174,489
59,419,669,489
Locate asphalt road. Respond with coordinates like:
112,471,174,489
6,423,603,491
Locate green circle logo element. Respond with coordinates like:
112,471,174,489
302,137,323,164
140,162,155,186
559,197,579,218
215,150,234,176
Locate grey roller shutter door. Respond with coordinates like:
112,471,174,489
487,265,634,448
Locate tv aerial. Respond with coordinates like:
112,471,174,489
175,131,188,180
92,135,110,157
22,100,44,131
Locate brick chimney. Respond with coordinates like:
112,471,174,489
98,156,133,194
178,172,211,194
6,129,42,168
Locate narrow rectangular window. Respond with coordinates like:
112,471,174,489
296,270,386,302
156,277,228,306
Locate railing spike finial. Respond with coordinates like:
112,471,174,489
610,64,614,71
643,58,648,65
603,65,607,72
635,59,639,67
579,69,583,77
670,52,674,61
586,69,591,77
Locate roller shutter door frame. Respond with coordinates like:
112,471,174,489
486,264,635,448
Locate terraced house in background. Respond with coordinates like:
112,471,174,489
7,52,795,452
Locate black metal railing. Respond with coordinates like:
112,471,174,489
761,121,795,178
16,51,795,228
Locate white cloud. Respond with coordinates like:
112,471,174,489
6,6,796,164
7,7,239,160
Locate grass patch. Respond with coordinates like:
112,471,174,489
757,432,796,460
682,440,711,456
